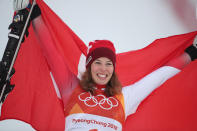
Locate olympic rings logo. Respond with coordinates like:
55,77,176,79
78,92,119,110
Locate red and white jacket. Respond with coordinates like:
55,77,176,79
64,66,180,131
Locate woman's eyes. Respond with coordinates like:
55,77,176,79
106,63,112,66
95,61,112,66
95,61,101,64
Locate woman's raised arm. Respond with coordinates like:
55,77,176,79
32,16,78,94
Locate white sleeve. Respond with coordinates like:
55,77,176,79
122,66,180,117
0,119,35,131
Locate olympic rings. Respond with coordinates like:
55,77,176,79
78,92,119,110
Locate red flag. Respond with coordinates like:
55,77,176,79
0,0,197,130
124,60,197,130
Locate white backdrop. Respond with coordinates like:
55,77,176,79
0,0,196,130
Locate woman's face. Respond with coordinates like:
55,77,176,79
91,57,114,85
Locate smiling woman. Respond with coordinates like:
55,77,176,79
79,40,122,97
62,38,194,130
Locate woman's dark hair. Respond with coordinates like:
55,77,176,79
79,67,122,97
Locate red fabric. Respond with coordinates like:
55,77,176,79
124,60,197,131
116,33,197,86
0,0,197,130
0,26,65,130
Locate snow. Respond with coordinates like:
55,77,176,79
0,0,196,130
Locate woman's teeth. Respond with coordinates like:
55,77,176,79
97,74,107,78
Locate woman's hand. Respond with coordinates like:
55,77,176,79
13,0,30,11
185,35,197,61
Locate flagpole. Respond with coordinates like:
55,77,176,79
0,0,36,104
